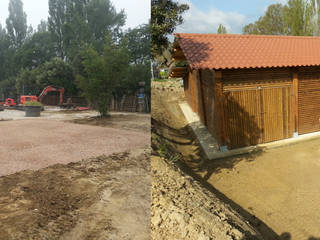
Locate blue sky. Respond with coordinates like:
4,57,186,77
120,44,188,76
176,0,287,34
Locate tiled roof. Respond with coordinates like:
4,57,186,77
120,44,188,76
174,33,320,70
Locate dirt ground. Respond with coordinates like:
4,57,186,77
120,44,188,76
151,155,264,240
0,148,150,240
0,110,150,239
152,79,320,240
0,115,149,176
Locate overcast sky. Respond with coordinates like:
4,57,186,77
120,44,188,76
0,0,150,30
176,0,287,34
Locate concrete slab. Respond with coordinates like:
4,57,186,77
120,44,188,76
179,101,320,160
179,102,220,159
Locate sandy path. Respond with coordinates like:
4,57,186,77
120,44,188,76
0,119,149,176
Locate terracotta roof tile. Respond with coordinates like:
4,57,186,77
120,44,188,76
174,33,320,70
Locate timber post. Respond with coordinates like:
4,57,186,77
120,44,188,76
215,71,228,151
293,71,299,137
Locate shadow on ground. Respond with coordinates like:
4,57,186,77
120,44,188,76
152,116,279,239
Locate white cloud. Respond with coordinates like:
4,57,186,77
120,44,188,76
176,1,247,34
113,0,150,29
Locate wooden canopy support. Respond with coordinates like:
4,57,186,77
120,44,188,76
169,66,188,78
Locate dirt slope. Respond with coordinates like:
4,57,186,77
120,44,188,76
151,155,263,240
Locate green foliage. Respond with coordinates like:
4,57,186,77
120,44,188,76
48,0,126,60
159,70,168,79
217,24,227,34
243,4,287,35
24,101,43,106
126,23,150,64
243,1,315,36
15,31,56,70
15,58,77,96
284,0,314,35
76,37,130,116
151,0,189,57
6,0,27,48
0,0,149,111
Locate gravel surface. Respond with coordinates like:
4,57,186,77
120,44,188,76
0,119,149,176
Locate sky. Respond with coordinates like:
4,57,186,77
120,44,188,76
0,0,150,30
176,0,288,34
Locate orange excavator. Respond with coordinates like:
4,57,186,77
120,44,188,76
3,86,65,107
38,85,65,105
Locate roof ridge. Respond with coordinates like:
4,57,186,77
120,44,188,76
174,32,320,39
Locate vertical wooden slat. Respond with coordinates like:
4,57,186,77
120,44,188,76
293,72,299,134
198,70,207,125
215,71,227,146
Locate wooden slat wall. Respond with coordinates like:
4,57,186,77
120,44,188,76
200,69,220,140
298,67,320,134
223,89,263,148
222,68,293,149
184,69,206,122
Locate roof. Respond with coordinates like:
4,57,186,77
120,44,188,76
174,33,320,70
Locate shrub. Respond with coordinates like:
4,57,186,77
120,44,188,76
24,101,43,106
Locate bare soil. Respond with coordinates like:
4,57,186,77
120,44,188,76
0,149,150,240
0,118,149,176
71,113,150,133
0,111,150,239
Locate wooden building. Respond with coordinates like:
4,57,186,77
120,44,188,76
172,33,320,150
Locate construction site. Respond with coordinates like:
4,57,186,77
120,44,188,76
0,92,151,239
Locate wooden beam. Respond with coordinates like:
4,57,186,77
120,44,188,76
215,70,227,147
293,72,299,134
198,70,207,125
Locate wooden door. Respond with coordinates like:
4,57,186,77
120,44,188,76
223,85,293,149
298,72,320,134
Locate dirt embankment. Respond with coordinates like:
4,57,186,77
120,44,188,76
151,155,263,240
151,80,266,239
0,149,150,240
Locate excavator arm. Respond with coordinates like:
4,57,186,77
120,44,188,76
39,86,65,105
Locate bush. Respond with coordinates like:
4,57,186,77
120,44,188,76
24,101,43,106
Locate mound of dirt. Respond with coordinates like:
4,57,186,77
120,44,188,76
151,155,263,240
0,148,150,240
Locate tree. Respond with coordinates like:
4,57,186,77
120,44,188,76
284,0,313,35
48,0,68,59
151,0,189,57
14,31,56,70
48,0,126,60
6,0,28,48
86,0,126,47
217,24,227,34
77,36,130,116
243,1,314,36
126,23,150,64
37,20,49,33
243,4,287,35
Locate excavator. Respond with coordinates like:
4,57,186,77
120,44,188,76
3,86,65,107
2,85,89,111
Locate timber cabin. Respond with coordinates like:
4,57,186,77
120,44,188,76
171,33,320,150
